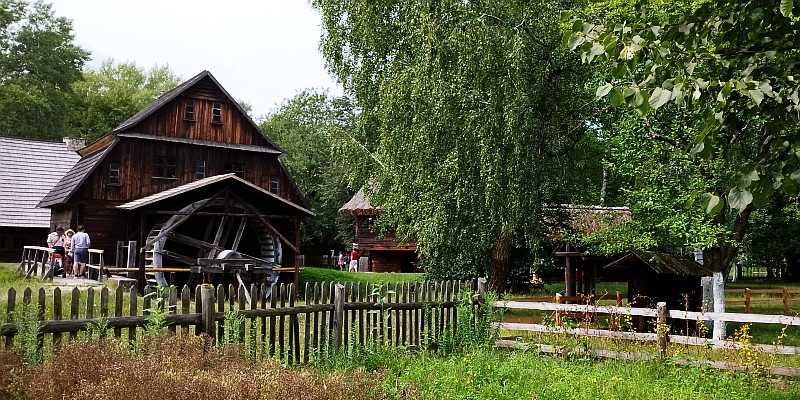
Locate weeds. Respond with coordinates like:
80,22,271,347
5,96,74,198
13,304,41,366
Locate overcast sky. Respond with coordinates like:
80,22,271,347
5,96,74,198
48,0,342,118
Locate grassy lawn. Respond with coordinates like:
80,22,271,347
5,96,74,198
348,348,799,399
300,266,423,286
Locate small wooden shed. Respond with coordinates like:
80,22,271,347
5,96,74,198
339,189,417,273
602,251,713,311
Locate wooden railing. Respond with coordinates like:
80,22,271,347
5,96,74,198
17,246,56,281
0,280,470,364
725,288,799,314
497,300,800,356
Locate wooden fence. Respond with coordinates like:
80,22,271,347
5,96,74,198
725,288,799,314
497,300,800,356
0,280,472,364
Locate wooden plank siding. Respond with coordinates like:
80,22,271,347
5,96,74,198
355,216,416,252
126,83,269,147
76,139,300,205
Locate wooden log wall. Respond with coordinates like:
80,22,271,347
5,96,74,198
0,280,472,364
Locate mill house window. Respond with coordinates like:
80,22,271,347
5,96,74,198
212,102,223,124
194,160,206,180
153,148,177,179
270,176,279,194
225,162,245,177
108,161,121,186
184,99,195,121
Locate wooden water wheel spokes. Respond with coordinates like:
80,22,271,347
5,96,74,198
143,189,290,297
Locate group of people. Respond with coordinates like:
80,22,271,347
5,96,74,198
337,246,360,272
46,225,91,278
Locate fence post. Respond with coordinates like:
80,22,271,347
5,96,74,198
784,288,790,316
555,293,562,326
200,284,216,341
477,277,487,299
332,283,345,352
615,291,622,307
656,302,668,358
745,288,752,313
126,240,137,280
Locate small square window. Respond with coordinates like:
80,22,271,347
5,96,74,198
108,161,121,186
212,102,222,124
225,162,245,177
184,99,195,121
194,160,206,180
153,148,177,179
270,176,279,194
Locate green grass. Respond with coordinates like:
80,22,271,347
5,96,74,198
300,266,423,286
332,347,799,399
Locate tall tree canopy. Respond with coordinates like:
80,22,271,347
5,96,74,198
314,0,591,289
70,60,180,140
260,90,356,254
0,0,88,138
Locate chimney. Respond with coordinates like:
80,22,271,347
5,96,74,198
62,137,86,151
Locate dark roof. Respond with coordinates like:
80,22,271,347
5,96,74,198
37,140,117,208
339,189,379,216
111,70,283,153
117,132,281,154
116,173,314,217
0,137,81,227
603,251,712,277
545,204,631,237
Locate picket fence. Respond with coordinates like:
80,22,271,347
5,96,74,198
0,280,473,364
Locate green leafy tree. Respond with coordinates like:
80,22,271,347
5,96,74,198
71,60,180,140
0,0,89,138
567,0,800,336
260,90,356,254
314,0,592,290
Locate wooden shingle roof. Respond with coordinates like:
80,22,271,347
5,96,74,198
339,189,379,216
0,137,81,228
37,140,117,208
603,251,712,277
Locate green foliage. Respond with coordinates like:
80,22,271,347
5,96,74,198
70,60,180,140
439,290,501,353
313,0,594,281
567,0,800,214
0,0,89,138
260,90,356,253
142,288,170,337
221,309,245,346
13,303,41,365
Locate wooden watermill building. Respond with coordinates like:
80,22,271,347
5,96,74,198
37,70,313,286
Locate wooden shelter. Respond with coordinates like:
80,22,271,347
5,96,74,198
37,71,313,287
603,251,712,310
339,189,417,272
546,205,631,297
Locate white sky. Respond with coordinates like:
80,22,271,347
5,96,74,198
48,0,342,118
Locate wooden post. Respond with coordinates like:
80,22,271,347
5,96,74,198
555,293,562,326
615,291,622,307
657,302,668,358
332,283,345,352
784,288,790,316
565,245,576,300
745,288,752,313
126,240,137,280
200,284,216,340
477,277,487,299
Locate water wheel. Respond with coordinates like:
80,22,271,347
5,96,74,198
142,192,282,297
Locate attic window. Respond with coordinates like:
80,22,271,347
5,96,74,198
108,161,121,186
270,176,279,194
211,102,222,124
184,99,195,121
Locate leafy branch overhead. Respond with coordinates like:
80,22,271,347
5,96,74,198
565,0,800,214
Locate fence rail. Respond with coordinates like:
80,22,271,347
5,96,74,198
0,280,472,364
496,300,800,356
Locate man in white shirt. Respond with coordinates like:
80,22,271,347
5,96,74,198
71,225,91,277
